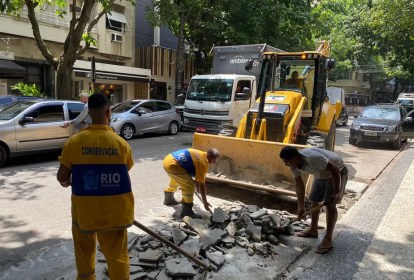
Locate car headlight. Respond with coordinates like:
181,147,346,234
110,117,122,123
387,125,397,131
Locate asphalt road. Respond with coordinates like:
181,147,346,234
0,120,407,278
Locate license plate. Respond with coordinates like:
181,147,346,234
364,131,377,136
196,127,207,133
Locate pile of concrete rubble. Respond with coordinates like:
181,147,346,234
96,201,310,279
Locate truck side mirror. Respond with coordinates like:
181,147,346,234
19,116,34,125
245,59,254,71
404,116,413,122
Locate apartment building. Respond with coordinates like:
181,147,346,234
0,1,150,103
135,0,195,105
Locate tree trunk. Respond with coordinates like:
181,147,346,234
175,11,185,97
56,61,74,100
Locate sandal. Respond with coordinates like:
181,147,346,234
316,246,333,254
296,231,318,238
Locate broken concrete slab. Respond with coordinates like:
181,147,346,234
138,249,164,263
180,238,203,257
199,228,226,249
165,258,196,277
206,251,225,267
212,207,229,223
346,180,368,194
225,221,237,237
246,224,262,242
249,209,268,219
172,228,188,245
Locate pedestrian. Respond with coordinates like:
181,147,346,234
61,92,91,135
279,146,348,254
163,148,221,219
57,93,135,279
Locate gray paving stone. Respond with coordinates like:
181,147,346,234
199,228,226,249
165,258,196,277
246,224,262,242
139,249,164,263
206,251,225,267
172,228,188,245
225,221,237,237
180,238,203,257
249,209,268,219
212,207,229,223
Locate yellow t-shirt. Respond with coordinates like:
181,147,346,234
163,148,208,183
59,124,135,232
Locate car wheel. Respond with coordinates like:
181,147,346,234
121,124,135,140
168,121,179,135
392,135,401,150
349,138,357,145
0,145,7,167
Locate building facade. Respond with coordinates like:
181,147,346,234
0,1,150,101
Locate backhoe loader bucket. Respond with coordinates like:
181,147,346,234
193,133,310,196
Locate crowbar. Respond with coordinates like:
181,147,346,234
194,191,213,215
133,220,212,272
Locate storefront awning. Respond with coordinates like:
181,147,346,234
0,59,25,76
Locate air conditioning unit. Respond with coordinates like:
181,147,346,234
111,33,123,42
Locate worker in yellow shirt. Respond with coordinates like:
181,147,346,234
57,93,134,280
163,148,221,219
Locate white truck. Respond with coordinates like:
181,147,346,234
396,92,414,112
326,86,345,105
182,44,283,134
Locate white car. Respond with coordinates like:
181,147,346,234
110,99,181,140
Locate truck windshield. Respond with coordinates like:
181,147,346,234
274,59,316,92
187,79,233,102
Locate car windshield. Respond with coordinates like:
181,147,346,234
359,107,400,120
112,101,141,113
0,101,37,120
187,79,233,102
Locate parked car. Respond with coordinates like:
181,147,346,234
0,99,85,167
110,99,181,140
349,104,414,149
336,106,349,126
0,95,43,111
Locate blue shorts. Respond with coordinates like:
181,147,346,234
308,167,348,203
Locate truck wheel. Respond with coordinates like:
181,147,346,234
121,124,135,140
349,138,357,145
168,121,179,135
0,145,7,167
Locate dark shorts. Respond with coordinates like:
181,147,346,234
308,167,348,203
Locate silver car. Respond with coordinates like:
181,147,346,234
0,99,85,167
110,99,181,140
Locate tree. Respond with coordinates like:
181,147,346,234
0,0,134,99
147,0,314,75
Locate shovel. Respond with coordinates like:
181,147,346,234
133,220,212,274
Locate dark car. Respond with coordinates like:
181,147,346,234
349,104,414,149
336,106,349,126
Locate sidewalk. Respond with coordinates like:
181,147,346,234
284,144,414,280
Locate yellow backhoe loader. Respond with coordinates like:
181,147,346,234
192,41,342,196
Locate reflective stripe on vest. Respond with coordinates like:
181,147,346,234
71,164,131,196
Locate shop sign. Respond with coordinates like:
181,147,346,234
74,70,149,83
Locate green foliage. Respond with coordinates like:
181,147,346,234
10,82,45,97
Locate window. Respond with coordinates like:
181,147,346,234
138,102,155,113
106,11,129,33
67,103,85,120
26,104,64,123
156,102,172,111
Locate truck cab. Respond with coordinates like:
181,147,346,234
396,93,414,112
183,74,256,134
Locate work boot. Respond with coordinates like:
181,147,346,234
164,192,180,206
180,202,202,219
